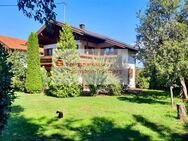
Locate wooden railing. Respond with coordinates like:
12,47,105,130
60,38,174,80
80,54,117,59
41,54,118,70
41,56,52,66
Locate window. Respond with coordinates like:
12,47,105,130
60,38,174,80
45,48,53,56
85,46,95,54
102,47,116,55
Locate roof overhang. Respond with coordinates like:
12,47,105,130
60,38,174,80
37,21,138,51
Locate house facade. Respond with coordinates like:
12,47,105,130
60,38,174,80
38,21,138,88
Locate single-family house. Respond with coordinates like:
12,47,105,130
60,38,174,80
38,21,138,88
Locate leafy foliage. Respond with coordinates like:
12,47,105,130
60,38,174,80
17,0,56,23
49,23,80,98
137,0,188,89
103,73,121,96
41,67,49,91
7,51,26,91
136,68,150,89
25,32,42,93
49,84,81,98
0,45,14,133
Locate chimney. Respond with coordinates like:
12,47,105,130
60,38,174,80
79,24,86,30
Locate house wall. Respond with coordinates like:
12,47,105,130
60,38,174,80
128,50,136,88
43,44,56,49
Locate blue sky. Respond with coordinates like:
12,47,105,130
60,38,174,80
0,0,148,45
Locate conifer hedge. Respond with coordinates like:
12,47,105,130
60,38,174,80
0,45,14,133
25,32,42,93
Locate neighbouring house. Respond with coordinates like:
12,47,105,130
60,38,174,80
38,21,138,88
0,35,28,51
0,35,44,54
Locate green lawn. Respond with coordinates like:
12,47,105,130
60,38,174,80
1,90,188,141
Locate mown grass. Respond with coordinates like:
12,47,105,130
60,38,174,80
1,90,188,141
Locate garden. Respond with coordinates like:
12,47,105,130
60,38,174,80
1,1,188,141
1,90,188,141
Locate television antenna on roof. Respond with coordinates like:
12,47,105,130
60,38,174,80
56,0,67,22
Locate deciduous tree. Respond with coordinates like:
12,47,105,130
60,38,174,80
137,0,188,102
17,0,57,23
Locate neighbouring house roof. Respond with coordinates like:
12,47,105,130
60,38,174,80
0,35,44,53
37,21,138,51
0,35,27,50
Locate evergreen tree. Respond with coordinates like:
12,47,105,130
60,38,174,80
0,45,14,133
25,32,42,93
49,23,80,97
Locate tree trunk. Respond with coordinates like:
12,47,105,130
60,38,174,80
170,86,174,107
176,103,187,121
180,76,188,100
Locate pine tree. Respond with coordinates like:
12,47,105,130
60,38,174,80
25,32,42,93
49,23,80,97
0,45,14,133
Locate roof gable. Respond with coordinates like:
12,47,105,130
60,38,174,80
37,21,138,51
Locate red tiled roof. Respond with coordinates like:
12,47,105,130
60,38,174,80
0,35,27,50
0,35,44,53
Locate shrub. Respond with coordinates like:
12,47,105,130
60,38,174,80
25,32,42,93
48,84,80,98
107,84,121,96
7,51,26,91
136,68,150,89
0,46,14,133
104,74,121,96
41,67,49,91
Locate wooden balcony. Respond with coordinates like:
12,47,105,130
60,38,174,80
41,54,118,71
40,56,52,71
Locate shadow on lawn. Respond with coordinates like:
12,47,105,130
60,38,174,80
2,105,151,141
118,90,169,104
133,115,188,141
59,117,151,141
2,104,188,141
2,105,72,141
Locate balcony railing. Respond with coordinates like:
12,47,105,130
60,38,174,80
41,56,52,66
80,54,117,59
41,54,118,70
